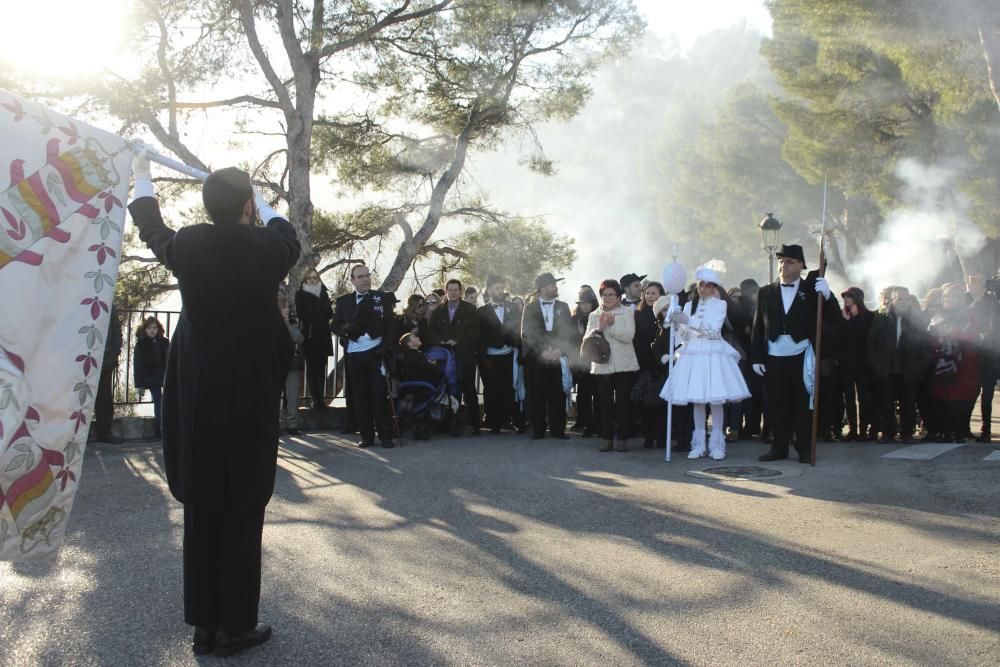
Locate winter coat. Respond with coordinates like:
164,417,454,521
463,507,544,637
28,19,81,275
128,196,300,510
930,308,980,401
295,286,334,358
584,304,639,375
867,309,930,382
633,306,661,371
133,334,170,389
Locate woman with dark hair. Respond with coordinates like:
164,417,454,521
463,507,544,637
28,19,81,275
660,266,749,459
585,279,639,452
294,268,334,409
400,294,426,336
133,316,170,437
839,287,875,440
635,281,667,448
571,287,600,437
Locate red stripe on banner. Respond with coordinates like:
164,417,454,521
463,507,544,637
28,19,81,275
9,471,55,519
4,458,53,513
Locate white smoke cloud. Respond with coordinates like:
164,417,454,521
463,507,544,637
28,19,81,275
848,158,986,298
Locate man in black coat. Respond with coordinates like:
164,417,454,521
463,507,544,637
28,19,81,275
478,275,522,433
330,264,398,448
428,278,482,435
128,156,299,657
521,272,575,439
750,244,841,462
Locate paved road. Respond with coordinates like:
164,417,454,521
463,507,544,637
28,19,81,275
2,432,998,666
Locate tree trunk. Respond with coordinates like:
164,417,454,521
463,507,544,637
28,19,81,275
378,117,476,292
980,24,1000,112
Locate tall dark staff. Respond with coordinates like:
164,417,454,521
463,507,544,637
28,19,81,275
808,179,828,466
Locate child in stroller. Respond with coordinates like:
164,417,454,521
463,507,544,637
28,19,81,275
395,333,461,439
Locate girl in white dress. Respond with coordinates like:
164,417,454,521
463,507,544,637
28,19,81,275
660,266,750,459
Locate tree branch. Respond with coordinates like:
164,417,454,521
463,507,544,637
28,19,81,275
173,95,281,110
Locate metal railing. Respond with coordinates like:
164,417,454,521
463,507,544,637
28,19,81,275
113,309,346,407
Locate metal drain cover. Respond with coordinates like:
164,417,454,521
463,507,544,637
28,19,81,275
686,465,786,481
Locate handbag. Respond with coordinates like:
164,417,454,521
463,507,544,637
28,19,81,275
580,331,610,365
630,369,665,406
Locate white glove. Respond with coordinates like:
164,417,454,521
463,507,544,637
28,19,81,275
669,310,689,325
752,363,766,376
132,151,151,180
660,354,670,364
254,190,269,212
652,295,672,318
815,277,832,300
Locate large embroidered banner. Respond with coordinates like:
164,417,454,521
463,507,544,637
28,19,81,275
0,90,132,561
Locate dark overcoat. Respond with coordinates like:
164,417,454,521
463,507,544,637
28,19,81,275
133,334,170,389
127,197,300,510
520,299,575,365
294,286,334,357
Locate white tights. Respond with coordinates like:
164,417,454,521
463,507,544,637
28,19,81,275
693,402,725,434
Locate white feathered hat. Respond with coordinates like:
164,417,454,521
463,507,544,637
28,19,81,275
695,258,726,288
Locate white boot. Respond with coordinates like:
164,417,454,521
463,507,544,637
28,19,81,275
688,429,707,459
708,427,726,460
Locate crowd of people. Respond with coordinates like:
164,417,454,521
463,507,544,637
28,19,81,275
284,247,1000,458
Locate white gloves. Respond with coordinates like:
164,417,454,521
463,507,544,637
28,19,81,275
815,276,832,300
669,310,689,325
132,151,151,181
652,295,672,318
752,363,766,376
254,191,269,212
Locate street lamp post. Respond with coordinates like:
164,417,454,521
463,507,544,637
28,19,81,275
759,212,783,284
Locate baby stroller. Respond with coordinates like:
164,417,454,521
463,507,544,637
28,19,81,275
394,346,461,440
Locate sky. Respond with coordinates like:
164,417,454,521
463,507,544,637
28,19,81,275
0,0,773,299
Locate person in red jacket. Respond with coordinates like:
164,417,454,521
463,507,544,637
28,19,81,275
928,283,980,443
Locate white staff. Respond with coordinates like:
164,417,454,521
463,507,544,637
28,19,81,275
658,254,687,463
129,140,209,181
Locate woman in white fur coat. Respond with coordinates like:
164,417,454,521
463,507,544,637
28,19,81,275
659,266,750,459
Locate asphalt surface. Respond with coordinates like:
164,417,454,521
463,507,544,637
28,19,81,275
2,431,999,666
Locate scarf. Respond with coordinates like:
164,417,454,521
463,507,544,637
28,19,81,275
302,282,322,297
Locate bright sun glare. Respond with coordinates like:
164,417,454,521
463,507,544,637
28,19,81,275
1,2,127,79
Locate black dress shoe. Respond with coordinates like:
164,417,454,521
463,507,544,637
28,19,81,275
192,626,216,655
515,426,529,434
471,428,482,436
213,624,272,657
551,433,570,440
642,438,654,449
358,440,374,448
758,450,788,462
286,428,302,436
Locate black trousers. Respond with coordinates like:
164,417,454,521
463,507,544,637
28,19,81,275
642,403,666,446
978,373,997,434
765,353,811,456
454,349,481,429
574,372,600,432
94,361,116,436
596,372,634,441
879,374,917,437
304,351,328,407
345,349,392,444
840,365,872,434
527,360,566,437
481,353,514,430
183,504,266,634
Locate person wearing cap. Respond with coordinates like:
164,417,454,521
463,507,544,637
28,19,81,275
750,244,841,462
570,287,600,437
429,278,482,435
660,266,750,459
478,275,522,433
521,272,575,439
128,154,300,656
620,273,646,311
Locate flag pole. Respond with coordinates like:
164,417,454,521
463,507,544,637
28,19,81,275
809,178,828,466
665,245,678,463
130,141,209,181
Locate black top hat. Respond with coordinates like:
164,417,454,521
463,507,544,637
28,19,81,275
486,274,504,288
619,273,647,287
535,272,564,291
775,244,807,268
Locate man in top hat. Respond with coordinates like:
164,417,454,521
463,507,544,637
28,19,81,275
620,273,646,311
478,275,523,433
750,244,841,462
521,272,575,439
331,264,399,449
429,278,482,435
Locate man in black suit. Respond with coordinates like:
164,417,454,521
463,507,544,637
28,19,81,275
521,272,575,439
751,244,841,462
331,264,398,448
428,278,482,435
478,275,522,433
128,156,299,657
